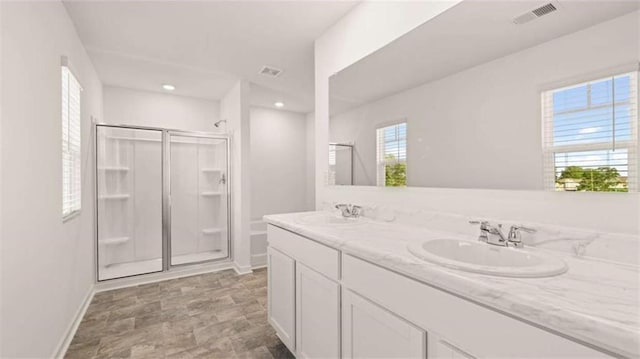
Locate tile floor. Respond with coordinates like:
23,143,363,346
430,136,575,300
65,268,295,359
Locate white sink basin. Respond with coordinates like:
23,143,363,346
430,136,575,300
407,238,568,278
296,213,369,226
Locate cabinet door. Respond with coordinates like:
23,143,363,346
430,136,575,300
343,289,425,359
267,247,296,352
296,263,340,359
429,338,475,359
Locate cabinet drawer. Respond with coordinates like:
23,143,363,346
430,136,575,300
267,225,340,280
342,254,609,358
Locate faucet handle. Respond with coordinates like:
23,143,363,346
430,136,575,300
509,225,536,234
507,225,536,244
520,225,536,233
469,220,490,229
350,205,363,217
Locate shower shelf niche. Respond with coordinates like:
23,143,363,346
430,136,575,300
202,227,223,235
201,168,223,173
99,194,131,200
200,191,223,197
99,237,130,246
98,166,130,172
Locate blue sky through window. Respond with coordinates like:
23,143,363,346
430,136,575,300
382,123,407,161
552,74,632,175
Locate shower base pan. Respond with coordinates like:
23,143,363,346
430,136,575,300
100,250,227,280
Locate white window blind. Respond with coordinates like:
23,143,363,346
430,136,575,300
542,71,638,192
328,144,337,185
376,122,407,186
62,65,82,218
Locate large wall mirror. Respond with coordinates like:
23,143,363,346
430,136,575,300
329,1,639,192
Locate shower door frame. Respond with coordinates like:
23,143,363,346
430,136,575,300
165,130,232,269
94,123,232,282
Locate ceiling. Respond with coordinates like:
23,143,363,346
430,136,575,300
330,0,640,115
63,0,359,113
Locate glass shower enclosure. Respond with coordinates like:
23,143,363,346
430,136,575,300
95,124,230,281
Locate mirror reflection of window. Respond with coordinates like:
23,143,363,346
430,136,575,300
542,72,638,192
376,122,407,187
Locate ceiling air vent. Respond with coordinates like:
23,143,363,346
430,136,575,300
513,3,558,25
259,66,283,78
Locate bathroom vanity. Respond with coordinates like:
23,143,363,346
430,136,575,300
264,211,639,359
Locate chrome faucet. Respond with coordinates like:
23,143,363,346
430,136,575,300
507,225,537,248
469,221,536,248
335,204,362,218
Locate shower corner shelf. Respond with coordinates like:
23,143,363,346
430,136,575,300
200,191,222,197
99,194,131,200
202,227,223,235
201,168,223,173
99,236,130,246
98,166,130,172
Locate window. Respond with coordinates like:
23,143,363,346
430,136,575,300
62,65,82,218
542,72,638,192
376,122,407,187
328,144,337,185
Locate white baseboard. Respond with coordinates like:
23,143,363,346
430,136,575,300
53,285,95,359
233,262,254,275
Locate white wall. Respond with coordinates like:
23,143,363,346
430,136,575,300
222,80,252,272
103,86,220,132
1,2,103,357
306,112,316,209
315,2,639,235
330,12,639,190
250,107,310,219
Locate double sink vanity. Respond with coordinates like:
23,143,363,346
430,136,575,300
264,210,639,358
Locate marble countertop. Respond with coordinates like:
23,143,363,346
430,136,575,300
264,211,640,358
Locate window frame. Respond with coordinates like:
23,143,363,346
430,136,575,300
541,71,639,192
61,64,83,220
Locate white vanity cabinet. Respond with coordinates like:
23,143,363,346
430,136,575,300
267,224,613,359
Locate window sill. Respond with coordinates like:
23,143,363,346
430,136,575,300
63,210,81,223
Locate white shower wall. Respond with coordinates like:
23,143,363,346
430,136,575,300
170,135,229,264
96,127,163,280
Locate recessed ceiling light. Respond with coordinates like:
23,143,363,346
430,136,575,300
274,102,284,108
162,84,175,91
